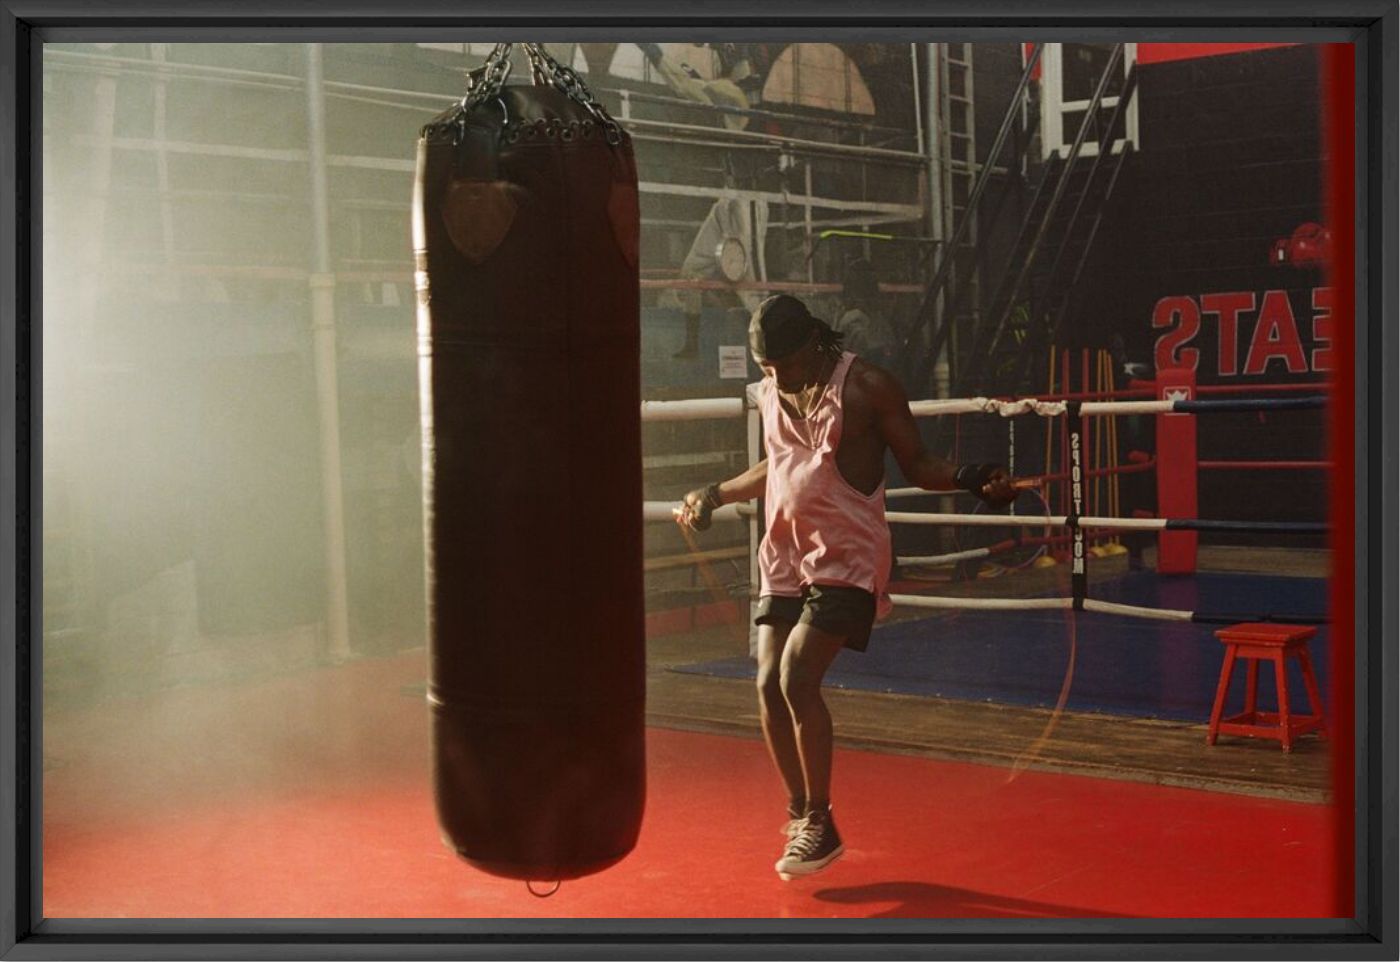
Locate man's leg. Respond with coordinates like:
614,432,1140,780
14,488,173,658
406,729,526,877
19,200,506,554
755,622,806,815
778,622,847,810
774,621,848,879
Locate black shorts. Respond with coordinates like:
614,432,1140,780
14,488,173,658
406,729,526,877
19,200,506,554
754,584,878,652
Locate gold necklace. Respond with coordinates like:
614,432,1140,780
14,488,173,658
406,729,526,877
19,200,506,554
784,355,832,446
792,382,820,419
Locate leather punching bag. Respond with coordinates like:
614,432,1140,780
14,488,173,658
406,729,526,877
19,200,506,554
412,44,645,882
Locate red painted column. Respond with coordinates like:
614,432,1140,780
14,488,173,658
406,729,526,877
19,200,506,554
1155,367,1197,573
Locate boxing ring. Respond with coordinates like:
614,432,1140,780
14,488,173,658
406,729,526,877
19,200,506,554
641,382,1332,631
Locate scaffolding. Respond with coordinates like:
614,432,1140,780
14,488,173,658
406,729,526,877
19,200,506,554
40,41,987,682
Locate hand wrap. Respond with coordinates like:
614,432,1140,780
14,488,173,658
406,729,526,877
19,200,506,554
954,463,1012,505
687,482,724,531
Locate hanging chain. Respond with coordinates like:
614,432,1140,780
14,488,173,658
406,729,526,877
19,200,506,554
447,42,623,146
459,42,516,111
521,44,624,145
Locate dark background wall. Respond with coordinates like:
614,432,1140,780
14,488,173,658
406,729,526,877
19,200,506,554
1091,45,1331,536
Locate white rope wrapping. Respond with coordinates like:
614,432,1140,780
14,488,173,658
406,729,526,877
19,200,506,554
890,594,1073,611
1080,400,1175,415
908,396,1070,418
907,397,1175,418
906,398,987,416
1082,598,1194,622
1079,516,1169,530
896,546,995,566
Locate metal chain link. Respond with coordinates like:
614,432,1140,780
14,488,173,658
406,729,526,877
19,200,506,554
521,44,624,145
459,42,515,110
448,42,623,146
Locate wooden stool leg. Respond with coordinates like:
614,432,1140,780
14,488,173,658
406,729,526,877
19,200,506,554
1274,651,1292,752
1244,659,1259,719
1207,645,1238,745
1299,649,1327,738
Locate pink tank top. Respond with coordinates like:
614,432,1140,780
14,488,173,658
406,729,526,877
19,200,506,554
758,351,893,618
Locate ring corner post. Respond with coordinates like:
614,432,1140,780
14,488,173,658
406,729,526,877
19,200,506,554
1155,367,1198,574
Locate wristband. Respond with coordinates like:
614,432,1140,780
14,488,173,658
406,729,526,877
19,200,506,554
954,463,1001,494
700,482,724,510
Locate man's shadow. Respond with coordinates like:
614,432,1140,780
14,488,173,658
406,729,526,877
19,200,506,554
812,881,1132,919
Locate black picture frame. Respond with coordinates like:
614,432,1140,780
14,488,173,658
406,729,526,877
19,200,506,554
1,2,1394,958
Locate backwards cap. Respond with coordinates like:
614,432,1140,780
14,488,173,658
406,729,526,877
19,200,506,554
748,294,817,361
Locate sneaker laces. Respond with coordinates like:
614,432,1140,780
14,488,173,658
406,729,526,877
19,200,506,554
783,816,827,859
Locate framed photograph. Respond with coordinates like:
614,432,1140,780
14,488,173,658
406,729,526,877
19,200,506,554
2,1,1395,958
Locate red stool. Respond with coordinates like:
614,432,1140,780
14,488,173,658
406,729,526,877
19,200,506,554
1207,623,1326,752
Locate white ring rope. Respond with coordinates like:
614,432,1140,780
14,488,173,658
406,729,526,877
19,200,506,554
648,504,1173,530
890,594,1073,611
896,546,997,566
634,395,1169,424
640,397,746,421
638,392,1319,423
644,389,1323,629
1082,598,1195,622
887,594,1196,622
908,396,1070,418
885,511,1067,527
884,512,1170,530
1080,400,1174,415
1080,517,1168,530
643,501,756,523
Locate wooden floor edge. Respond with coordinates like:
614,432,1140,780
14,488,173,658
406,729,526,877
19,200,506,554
643,712,1333,806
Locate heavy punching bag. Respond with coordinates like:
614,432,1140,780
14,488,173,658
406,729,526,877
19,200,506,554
412,43,645,882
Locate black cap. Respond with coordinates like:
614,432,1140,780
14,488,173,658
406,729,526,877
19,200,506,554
748,294,817,361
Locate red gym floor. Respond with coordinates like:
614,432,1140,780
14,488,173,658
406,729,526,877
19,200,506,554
43,651,1341,919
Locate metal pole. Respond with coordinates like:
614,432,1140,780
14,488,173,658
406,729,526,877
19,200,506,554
904,43,1045,392
964,43,1123,382
804,162,815,285
924,43,947,397
909,42,924,167
150,44,178,299
305,43,352,662
69,70,119,642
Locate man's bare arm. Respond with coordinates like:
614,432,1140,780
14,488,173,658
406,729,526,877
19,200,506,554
866,365,1019,504
675,460,767,530
864,366,960,491
715,458,768,504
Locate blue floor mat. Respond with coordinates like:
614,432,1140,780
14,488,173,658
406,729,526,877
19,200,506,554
669,570,1332,721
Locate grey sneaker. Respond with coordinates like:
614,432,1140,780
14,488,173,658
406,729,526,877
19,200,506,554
775,807,844,880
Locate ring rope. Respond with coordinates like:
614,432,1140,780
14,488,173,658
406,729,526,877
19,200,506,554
896,542,1013,567
887,592,1326,625
902,395,1327,419
638,393,1328,424
890,594,1072,611
882,511,1328,533
646,503,1326,535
